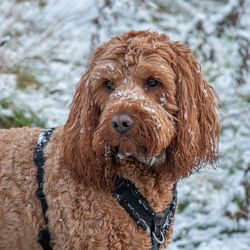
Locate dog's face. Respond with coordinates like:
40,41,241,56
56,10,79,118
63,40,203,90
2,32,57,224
63,31,219,190
91,41,177,164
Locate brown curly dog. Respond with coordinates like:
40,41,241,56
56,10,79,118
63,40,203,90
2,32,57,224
0,30,219,250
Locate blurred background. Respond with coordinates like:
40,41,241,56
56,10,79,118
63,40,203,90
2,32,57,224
0,0,249,249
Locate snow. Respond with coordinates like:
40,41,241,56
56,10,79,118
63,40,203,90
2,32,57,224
107,63,115,71
112,88,146,102
116,152,124,161
0,74,17,99
0,0,250,249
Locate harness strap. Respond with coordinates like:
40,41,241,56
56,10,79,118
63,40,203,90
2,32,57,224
34,128,177,250
113,177,177,250
34,128,55,250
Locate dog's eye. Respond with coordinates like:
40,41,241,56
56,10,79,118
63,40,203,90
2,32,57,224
104,81,114,92
145,78,160,90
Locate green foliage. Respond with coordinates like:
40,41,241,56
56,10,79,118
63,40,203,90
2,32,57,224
11,67,41,90
178,200,190,213
152,0,174,14
233,193,243,208
0,98,46,129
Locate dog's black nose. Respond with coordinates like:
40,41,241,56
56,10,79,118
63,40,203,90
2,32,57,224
111,112,135,133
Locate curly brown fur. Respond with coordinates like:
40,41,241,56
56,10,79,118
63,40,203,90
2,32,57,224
0,30,219,249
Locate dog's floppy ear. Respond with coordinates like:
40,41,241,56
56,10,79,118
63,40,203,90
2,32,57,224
166,41,220,181
62,71,97,179
62,71,112,190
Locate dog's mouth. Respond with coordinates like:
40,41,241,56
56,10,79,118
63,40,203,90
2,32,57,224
111,135,166,166
115,150,166,166
135,152,166,166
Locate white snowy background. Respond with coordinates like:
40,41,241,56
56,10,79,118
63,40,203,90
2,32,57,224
0,0,249,249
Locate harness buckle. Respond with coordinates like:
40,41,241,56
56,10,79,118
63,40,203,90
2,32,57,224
152,212,166,245
152,231,164,244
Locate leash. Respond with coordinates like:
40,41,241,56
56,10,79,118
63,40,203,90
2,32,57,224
34,129,177,250
34,128,55,250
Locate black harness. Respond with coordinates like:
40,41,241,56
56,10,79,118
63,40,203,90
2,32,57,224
34,128,55,250
34,129,177,250
113,178,177,250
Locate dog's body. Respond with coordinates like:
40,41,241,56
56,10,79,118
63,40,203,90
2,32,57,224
0,31,219,249
0,127,173,249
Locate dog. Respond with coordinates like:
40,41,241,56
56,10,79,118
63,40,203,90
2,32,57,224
0,30,219,249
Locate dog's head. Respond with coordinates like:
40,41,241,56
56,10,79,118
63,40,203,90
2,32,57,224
62,30,219,190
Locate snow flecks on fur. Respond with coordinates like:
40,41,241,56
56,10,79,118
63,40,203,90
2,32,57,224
124,54,129,68
116,152,124,160
160,93,167,107
140,104,156,114
156,123,161,129
202,86,208,98
107,63,115,71
139,103,164,131
111,88,146,102
90,74,101,80
123,78,127,85
85,78,89,87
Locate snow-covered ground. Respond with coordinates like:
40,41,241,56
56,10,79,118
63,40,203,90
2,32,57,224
0,0,249,249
